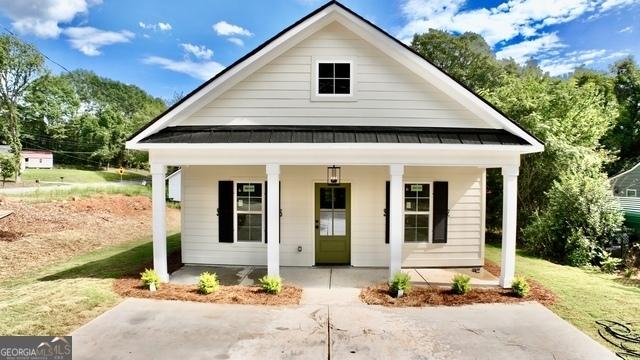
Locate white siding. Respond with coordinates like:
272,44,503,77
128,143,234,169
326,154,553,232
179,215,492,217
167,170,181,201
177,22,492,129
181,165,485,267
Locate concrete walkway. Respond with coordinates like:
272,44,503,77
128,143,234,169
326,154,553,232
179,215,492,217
71,298,616,360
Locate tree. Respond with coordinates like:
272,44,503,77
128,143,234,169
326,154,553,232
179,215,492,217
0,35,45,180
0,153,16,186
411,30,506,91
604,58,640,174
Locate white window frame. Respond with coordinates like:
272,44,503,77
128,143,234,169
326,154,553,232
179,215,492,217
310,56,357,102
627,189,637,197
233,181,265,243
403,181,434,243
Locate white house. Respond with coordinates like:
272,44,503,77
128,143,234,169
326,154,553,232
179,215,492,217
21,150,54,171
126,1,544,287
167,169,181,201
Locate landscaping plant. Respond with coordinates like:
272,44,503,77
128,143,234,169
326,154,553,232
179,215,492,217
259,275,283,294
389,271,412,297
140,268,160,290
511,275,530,298
623,267,638,279
451,274,471,295
197,272,220,294
599,250,622,274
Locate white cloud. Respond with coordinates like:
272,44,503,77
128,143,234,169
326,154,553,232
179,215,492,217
619,26,633,33
139,21,172,31
398,0,639,46
495,33,566,63
539,49,628,75
0,0,101,38
227,37,244,46
63,26,134,56
143,56,224,80
180,43,213,60
212,21,252,37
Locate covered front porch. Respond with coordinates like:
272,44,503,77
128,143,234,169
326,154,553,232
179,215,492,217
146,142,521,288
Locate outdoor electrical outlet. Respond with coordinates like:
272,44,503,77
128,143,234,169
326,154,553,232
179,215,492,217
298,246,302,252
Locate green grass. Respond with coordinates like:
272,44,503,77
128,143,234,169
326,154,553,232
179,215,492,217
0,233,180,335
9,185,151,202
485,244,640,351
21,168,149,183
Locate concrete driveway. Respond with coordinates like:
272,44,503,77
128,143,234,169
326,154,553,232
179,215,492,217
71,299,615,360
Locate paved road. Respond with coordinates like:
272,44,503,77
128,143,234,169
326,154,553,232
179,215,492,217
71,299,615,360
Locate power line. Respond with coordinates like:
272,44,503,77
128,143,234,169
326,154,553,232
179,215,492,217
1,24,72,74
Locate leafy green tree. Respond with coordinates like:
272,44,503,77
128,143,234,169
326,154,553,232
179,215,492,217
604,58,640,174
0,35,45,179
411,30,506,91
523,168,624,266
0,153,16,186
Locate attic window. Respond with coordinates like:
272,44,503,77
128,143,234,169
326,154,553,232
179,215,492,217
318,62,351,95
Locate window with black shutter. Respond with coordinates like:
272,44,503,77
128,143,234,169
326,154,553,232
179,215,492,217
432,181,449,244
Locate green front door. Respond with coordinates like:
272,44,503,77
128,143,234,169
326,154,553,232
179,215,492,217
315,183,351,265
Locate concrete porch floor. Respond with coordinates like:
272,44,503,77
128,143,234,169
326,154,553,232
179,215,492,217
170,265,499,304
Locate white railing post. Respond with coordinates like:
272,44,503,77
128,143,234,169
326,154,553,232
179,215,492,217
389,164,404,279
500,165,519,288
266,164,280,277
151,163,169,282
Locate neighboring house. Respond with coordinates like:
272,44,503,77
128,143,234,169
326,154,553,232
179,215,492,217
610,162,640,236
21,150,54,171
0,145,54,171
126,1,544,287
167,169,181,201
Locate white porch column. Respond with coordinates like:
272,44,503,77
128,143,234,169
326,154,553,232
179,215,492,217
150,163,169,283
266,164,280,277
389,164,404,279
500,165,519,288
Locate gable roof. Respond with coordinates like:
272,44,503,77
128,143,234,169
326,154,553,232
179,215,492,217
127,1,544,152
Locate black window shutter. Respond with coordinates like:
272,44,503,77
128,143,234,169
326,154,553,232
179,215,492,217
432,181,449,244
218,181,234,243
385,181,390,244
264,181,281,243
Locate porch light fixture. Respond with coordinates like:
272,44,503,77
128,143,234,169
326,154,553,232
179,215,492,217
327,165,341,186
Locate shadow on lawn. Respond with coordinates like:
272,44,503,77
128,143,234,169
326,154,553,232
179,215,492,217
613,277,640,289
39,234,182,281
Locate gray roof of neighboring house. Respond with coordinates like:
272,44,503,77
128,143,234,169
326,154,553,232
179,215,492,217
140,125,529,145
611,162,640,196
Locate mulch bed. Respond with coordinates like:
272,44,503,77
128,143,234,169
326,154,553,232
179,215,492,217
360,259,556,307
114,278,302,306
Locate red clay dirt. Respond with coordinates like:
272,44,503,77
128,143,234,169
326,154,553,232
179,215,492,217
0,195,180,280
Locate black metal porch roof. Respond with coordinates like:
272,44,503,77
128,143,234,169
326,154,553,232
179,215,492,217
140,125,530,146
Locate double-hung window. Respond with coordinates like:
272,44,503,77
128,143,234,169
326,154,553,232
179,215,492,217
404,183,431,243
235,182,263,242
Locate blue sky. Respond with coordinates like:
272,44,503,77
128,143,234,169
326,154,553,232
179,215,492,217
0,0,638,100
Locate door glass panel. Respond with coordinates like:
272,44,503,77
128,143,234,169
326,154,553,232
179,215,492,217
318,186,347,237
333,210,346,235
320,210,332,236
333,187,346,209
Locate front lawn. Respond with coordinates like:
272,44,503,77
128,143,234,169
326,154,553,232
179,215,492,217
485,244,640,350
21,168,149,183
0,233,180,335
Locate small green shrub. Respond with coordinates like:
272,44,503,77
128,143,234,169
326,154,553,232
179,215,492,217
140,268,160,289
451,274,471,295
511,275,530,298
259,275,283,294
599,251,622,273
198,272,220,294
389,272,412,295
623,267,638,279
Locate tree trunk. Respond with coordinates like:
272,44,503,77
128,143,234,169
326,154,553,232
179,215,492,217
6,104,22,183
